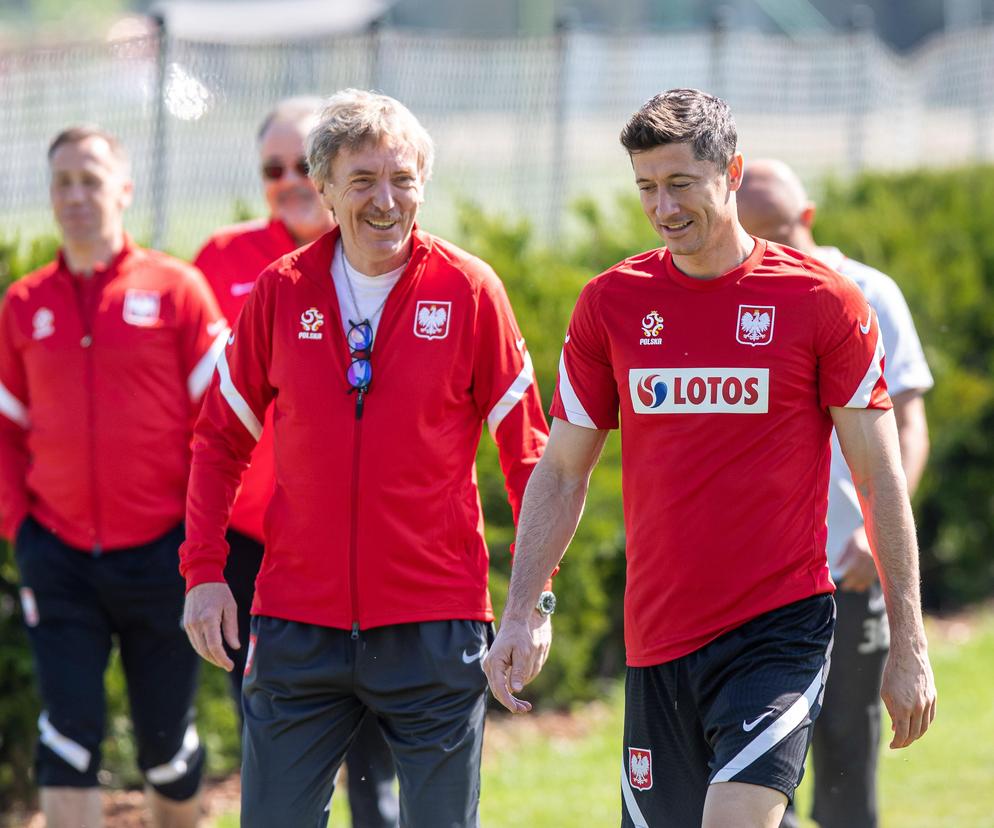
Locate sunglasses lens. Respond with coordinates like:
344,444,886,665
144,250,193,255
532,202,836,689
347,359,372,389
348,322,373,350
262,163,284,181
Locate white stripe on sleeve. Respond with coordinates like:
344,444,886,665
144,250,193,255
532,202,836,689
0,380,30,429
556,348,597,429
711,663,827,784
145,725,200,785
216,349,263,441
486,351,535,440
188,327,230,401
38,711,91,773
845,325,886,408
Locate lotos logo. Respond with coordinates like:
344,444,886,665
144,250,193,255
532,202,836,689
636,374,668,408
629,368,769,414
628,747,653,791
298,307,325,340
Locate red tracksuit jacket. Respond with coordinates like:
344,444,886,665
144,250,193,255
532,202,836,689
0,238,227,550
181,227,549,631
193,218,299,543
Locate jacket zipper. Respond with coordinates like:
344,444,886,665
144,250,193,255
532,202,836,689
73,277,103,555
349,399,363,640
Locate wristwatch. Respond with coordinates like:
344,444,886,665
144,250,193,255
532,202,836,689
535,590,557,617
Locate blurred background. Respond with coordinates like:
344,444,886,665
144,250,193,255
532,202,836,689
2,1,993,825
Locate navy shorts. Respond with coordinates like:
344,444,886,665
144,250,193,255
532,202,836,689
14,517,204,800
622,595,835,827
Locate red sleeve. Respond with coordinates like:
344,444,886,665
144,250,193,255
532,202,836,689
175,264,229,404
472,273,549,525
0,295,31,540
550,279,619,429
180,275,275,590
816,274,891,410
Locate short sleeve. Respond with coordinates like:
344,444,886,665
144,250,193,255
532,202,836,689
550,281,619,429
815,274,891,411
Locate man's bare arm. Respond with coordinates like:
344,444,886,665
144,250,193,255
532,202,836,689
839,389,929,590
892,390,929,497
831,405,936,748
483,418,608,712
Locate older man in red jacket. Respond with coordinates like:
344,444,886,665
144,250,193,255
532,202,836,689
181,90,551,828
192,96,400,827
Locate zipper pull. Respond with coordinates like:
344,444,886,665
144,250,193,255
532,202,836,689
355,390,365,419
351,622,360,641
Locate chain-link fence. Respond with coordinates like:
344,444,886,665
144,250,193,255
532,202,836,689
3,23,994,254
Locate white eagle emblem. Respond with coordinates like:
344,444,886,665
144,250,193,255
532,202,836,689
413,300,452,340
629,747,652,791
736,305,776,346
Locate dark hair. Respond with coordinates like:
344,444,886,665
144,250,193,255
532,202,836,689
47,125,130,167
256,96,326,143
620,88,736,169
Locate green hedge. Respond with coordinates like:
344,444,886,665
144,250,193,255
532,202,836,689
2,166,993,809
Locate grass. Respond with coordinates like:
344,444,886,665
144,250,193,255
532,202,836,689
212,609,994,827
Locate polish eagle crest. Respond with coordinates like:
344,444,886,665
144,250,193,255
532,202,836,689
736,305,776,346
628,747,653,790
414,300,452,340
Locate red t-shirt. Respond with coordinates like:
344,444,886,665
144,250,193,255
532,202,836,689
550,239,890,666
193,218,298,542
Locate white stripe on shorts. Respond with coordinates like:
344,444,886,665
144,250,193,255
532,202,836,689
38,710,91,773
145,724,200,785
710,660,828,784
621,761,650,827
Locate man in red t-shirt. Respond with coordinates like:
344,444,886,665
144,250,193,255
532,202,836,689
193,98,399,827
484,89,936,828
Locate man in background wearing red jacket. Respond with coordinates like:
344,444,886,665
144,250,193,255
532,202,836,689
193,97,399,828
181,89,550,827
0,127,227,828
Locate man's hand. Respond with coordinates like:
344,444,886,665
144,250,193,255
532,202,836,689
838,526,879,592
881,641,936,749
483,611,552,714
183,582,239,671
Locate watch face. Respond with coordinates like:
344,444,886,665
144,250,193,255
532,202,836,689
537,591,557,615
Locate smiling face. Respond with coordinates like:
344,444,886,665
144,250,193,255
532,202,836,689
259,118,332,244
319,137,424,275
49,135,132,249
632,141,745,276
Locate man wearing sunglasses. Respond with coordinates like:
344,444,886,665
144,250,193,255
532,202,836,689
191,97,399,828
181,89,550,827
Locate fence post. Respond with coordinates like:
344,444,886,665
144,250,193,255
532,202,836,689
709,5,733,98
846,5,874,176
149,13,170,250
550,12,573,242
367,17,383,91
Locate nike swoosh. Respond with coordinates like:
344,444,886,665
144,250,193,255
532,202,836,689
462,646,487,665
859,307,872,335
231,282,255,296
564,334,571,344
742,710,775,732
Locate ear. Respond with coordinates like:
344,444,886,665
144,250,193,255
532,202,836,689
119,177,135,210
800,203,816,230
726,153,745,191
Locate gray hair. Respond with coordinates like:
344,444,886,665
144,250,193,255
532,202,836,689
257,96,326,143
620,88,736,170
306,89,435,186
